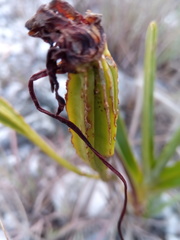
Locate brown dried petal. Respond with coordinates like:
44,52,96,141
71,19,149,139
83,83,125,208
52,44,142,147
25,0,105,72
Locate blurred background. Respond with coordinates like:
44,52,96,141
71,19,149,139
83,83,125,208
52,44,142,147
0,0,180,239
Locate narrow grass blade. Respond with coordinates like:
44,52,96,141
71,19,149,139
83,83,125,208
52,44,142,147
150,161,180,192
116,115,142,183
142,22,157,178
152,128,180,179
0,97,98,178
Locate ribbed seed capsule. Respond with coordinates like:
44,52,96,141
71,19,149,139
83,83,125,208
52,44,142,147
66,44,119,179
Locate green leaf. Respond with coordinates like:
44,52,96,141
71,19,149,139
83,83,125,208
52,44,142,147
152,128,180,179
142,22,157,178
116,115,142,183
0,97,98,179
150,161,180,191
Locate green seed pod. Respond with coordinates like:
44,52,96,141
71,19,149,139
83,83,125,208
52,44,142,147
66,44,119,179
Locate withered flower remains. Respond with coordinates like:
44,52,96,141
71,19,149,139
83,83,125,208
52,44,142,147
26,0,106,113
25,0,105,71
